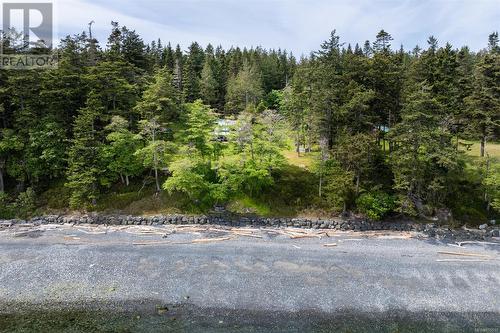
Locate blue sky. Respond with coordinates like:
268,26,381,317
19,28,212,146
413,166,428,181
56,0,499,56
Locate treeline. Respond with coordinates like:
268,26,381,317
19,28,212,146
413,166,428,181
283,30,499,219
0,23,498,222
0,22,294,215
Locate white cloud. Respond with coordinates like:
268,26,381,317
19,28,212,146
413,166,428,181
53,0,500,54
55,0,235,49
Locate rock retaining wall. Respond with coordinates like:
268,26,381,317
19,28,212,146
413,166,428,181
1,214,499,241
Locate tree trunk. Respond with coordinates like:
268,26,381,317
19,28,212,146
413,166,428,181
125,175,129,186
318,176,322,198
16,180,25,192
355,174,360,196
120,173,124,184
296,131,301,157
91,183,97,206
250,141,254,161
154,167,160,192
0,167,4,193
152,124,161,193
376,125,381,145
480,135,486,157
485,157,491,212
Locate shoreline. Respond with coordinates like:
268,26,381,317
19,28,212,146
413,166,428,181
2,213,499,241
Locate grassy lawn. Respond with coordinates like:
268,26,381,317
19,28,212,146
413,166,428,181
283,150,317,170
460,140,500,159
283,141,500,164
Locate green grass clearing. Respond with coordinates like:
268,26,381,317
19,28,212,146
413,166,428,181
459,140,500,159
283,149,317,170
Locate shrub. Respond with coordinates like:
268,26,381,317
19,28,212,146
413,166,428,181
14,188,37,219
453,206,487,225
356,191,396,220
0,192,14,219
39,184,70,209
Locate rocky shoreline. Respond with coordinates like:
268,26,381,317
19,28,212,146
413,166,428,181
1,213,499,241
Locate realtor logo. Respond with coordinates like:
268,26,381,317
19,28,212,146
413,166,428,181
0,1,58,69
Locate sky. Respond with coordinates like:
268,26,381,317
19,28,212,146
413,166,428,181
53,0,500,56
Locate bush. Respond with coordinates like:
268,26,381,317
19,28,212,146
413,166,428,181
356,191,396,220
0,189,37,219
39,184,70,209
14,188,37,219
453,206,487,225
0,192,15,219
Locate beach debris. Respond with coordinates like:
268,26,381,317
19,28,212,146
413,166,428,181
191,236,232,243
437,251,491,258
133,241,172,246
456,241,499,247
436,259,490,262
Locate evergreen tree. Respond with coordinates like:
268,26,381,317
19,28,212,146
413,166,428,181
101,116,143,186
183,42,205,102
369,31,402,148
183,100,218,159
321,158,355,213
363,40,372,57
309,30,344,148
0,129,23,193
135,117,171,193
433,43,461,132
84,60,138,121
488,31,499,53
66,92,105,208
373,30,393,53
41,34,87,128
214,45,228,110
281,79,308,156
24,118,67,185
466,47,500,156
390,86,464,215
225,61,263,113
163,100,221,203
163,42,175,71
200,51,219,107
120,26,146,69
454,46,475,139
134,66,180,121
333,133,380,196
107,21,122,57
227,47,243,77
173,44,184,97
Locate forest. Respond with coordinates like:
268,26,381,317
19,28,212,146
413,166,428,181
0,23,498,224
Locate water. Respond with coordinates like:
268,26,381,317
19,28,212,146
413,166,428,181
1,304,498,333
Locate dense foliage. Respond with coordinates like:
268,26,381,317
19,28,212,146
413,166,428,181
0,23,498,223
